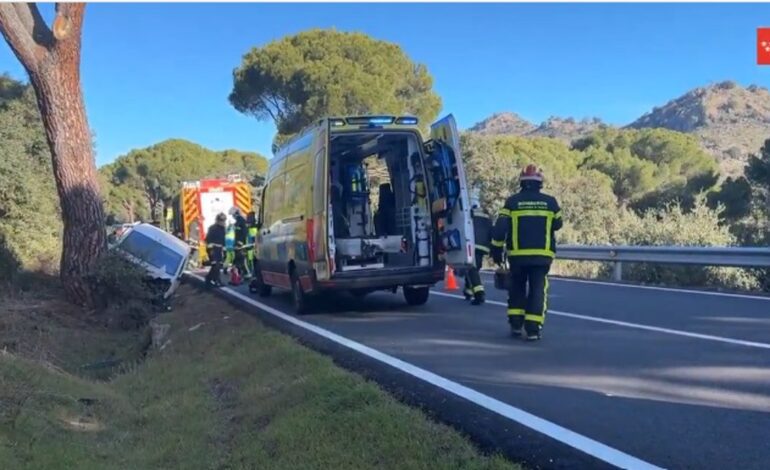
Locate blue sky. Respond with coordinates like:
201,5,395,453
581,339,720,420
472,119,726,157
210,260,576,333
1,3,769,166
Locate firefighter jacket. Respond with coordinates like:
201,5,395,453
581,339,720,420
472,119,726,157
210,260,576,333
491,187,562,265
233,215,248,247
472,208,493,254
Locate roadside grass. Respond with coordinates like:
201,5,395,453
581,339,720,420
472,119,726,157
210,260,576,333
0,283,519,470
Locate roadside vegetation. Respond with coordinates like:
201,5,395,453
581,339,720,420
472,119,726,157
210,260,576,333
0,5,768,468
0,282,517,470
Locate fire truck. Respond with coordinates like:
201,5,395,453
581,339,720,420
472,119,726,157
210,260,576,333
171,174,253,265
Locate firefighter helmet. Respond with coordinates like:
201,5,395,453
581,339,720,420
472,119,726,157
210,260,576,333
228,206,241,217
520,164,544,182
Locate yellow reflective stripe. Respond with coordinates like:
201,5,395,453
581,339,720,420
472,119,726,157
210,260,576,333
509,209,555,254
473,285,485,293
512,214,519,251
554,211,562,219
464,288,473,296
507,308,525,317
508,249,555,257
498,208,511,217
476,245,490,253
525,314,544,324
491,239,505,248
510,209,554,218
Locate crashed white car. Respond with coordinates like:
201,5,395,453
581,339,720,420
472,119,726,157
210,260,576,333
111,223,191,301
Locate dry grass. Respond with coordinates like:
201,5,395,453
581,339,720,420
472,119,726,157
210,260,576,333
0,283,519,470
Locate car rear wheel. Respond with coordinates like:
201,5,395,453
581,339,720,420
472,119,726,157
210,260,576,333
403,286,430,306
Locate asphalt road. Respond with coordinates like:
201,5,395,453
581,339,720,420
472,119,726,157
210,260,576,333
222,272,770,469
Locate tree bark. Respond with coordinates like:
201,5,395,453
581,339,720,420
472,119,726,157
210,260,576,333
0,4,106,306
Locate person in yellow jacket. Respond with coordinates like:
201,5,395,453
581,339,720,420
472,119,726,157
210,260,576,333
491,165,562,341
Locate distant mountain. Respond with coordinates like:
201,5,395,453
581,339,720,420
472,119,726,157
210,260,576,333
528,116,610,141
468,112,536,135
468,81,770,177
469,113,610,143
628,81,770,176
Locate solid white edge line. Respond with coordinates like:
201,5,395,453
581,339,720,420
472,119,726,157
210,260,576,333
478,271,770,301
187,272,661,470
432,291,770,350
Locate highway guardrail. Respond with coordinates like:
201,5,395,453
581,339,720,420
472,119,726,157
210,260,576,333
554,245,770,281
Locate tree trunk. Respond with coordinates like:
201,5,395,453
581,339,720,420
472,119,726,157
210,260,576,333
0,4,105,305
122,199,135,223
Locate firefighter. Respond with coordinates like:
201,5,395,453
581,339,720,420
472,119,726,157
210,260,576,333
491,164,562,341
464,189,492,305
204,213,227,287
246,211,258,277
224,221,235,272
229,206,249,283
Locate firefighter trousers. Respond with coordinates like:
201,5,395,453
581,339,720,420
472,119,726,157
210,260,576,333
507,262,550,331
464,250,486,301
233,248,249,277
205,247,224,286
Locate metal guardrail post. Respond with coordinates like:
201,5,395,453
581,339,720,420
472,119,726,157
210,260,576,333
612,261,623,281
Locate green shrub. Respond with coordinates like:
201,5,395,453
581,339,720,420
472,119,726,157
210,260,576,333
86,253,158,330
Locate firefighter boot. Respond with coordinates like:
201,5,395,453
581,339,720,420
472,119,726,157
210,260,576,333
525,321,542,341
508,315,524,338
471,289,485,306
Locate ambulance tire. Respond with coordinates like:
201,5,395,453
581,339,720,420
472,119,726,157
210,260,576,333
403,286,430,306
249,263,272,297
291,271,309,315
350,288,371,299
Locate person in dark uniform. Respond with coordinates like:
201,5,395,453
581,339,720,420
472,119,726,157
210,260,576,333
246,211,258,277
464,191,492,306
205,213,227,287
229,207,249,283
491,165,563,341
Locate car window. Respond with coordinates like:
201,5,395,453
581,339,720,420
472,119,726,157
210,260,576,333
118,230,183,277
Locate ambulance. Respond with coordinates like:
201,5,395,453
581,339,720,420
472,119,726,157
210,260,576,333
251,114,474,313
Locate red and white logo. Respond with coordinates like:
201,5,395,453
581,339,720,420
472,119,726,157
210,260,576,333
758,28,770,65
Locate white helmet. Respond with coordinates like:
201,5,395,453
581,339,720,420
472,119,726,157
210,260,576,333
228,206,241,217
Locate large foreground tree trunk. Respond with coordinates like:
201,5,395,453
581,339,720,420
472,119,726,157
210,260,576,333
0,4,105,305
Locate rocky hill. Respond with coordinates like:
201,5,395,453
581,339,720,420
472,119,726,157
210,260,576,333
468,81,770,177
469,113,609,143
628,81,770,176
468,112,536,135
528,116,609,141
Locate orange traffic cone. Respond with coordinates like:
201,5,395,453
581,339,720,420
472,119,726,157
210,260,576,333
229,267,242,286
445,266,459,291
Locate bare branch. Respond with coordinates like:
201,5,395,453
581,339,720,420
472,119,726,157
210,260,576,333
12,3,53,47
0,5,44,71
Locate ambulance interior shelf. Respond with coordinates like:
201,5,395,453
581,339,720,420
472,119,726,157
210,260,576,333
423,139,464,256
328,132,432,272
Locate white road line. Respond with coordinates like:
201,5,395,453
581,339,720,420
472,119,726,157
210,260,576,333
433,291,770,350
188,273,661,470
478,271,770,301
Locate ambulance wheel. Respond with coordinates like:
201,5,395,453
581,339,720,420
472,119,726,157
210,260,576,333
250,264,272,297
249,277,272,297
291,272,308,315
350,289,370,299
403,286,430,306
